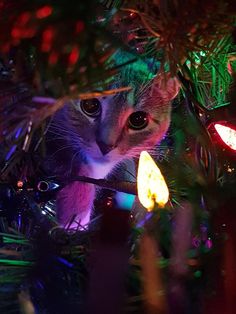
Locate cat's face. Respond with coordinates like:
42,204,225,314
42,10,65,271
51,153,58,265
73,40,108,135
65,75,179,166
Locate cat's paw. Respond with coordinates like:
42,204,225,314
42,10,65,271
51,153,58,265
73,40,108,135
56,181,95,229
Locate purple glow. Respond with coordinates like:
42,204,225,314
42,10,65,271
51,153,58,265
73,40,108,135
205,238,213,249
17,213,22,231
136,212,153,228
32,96,56,104
5,145,17,161
15,127,22,139
56,256,73,268
36,280,44,290
192,236,201,248
200,224,207,233
200,223,208,241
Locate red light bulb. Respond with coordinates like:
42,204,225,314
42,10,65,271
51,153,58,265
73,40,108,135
214,123,236,151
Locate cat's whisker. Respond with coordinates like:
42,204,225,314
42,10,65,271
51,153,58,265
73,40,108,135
46,133,79,147
48,129,82,144
48,132,79,143
46,137,70,142
68,150,81,175
49,126,81,138
48,145,76,159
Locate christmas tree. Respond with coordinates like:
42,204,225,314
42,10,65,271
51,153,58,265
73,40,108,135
0,1,236,313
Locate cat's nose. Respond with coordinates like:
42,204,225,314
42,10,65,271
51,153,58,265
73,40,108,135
96,140,115,155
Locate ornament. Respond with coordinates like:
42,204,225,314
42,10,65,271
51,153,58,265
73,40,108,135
37,181,59,192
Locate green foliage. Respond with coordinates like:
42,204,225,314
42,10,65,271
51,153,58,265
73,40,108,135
186,37,234,109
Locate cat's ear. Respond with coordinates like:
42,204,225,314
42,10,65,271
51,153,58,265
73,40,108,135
151,73,180,101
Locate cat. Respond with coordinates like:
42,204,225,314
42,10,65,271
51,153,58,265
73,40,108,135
45,72,179,228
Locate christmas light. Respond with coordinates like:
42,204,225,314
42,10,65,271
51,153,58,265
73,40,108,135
49,52,59,65
36,6,53,19
68,46,80,65
137,151,169,211
214,123,236,151
76,21,84,33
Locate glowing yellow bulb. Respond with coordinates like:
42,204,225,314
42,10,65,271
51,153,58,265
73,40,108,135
215,123,236,151
137,151,169,211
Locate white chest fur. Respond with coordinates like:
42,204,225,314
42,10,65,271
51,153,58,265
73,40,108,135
89,160,117,179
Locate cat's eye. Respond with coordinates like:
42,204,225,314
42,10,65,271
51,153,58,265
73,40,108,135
128,111,149,130
80,98,101,117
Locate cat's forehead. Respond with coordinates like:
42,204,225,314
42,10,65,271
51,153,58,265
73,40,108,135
101,87,160,115
103,80,152,107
